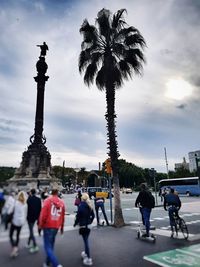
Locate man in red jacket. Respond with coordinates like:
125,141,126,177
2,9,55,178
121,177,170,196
38,187,65,267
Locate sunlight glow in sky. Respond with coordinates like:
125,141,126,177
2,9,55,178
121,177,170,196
165,78,193,100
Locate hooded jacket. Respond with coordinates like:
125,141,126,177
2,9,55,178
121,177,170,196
38,195,65,229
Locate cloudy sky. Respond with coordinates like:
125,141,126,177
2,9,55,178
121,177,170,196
0,0,200,173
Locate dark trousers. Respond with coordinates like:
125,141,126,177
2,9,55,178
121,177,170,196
168,207,178,230
95,203,109,225
9,223,22,247
27,221,36,247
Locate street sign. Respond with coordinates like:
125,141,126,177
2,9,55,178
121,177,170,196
144,244,200,267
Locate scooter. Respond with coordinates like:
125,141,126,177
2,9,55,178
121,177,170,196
136,209,156,243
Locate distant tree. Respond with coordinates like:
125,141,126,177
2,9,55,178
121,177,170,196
0,167,15,184
118,159,145,188
169,167,194,178
79,8,146,227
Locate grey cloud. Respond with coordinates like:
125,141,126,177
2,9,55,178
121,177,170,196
176,104,187,110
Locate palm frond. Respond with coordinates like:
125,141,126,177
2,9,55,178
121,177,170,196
80,19,98,45
126,48,146,64
96,8,111,39
96,66,106,90
119,60,132,79
112,9,127,29
125,33,146,48
125,55,143,75
83,63,98,86
79,50,90,73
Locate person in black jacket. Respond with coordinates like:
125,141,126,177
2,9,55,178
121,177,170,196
135,183,155,237
26,189,41,253
74,193,95,266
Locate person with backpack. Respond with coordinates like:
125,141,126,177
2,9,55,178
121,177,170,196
74,193,95,266
135,183,155,237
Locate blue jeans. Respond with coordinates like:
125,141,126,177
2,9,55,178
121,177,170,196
43,228,59,267
141,208,151,236
80,228,91,258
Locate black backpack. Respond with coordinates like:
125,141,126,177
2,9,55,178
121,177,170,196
148,191,155,208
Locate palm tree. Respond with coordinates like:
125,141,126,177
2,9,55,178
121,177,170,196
79,8,146,227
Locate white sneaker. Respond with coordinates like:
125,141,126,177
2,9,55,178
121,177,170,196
10,247,19,258
81,251,87,259
57,265,63,267
30,246,39,253
83,257,93,266
25,243,32,249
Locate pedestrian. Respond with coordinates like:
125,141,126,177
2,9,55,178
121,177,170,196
135,183,155,237
38,186,65,267
41,187,49,201
94,196,109,226
0,188,5,217
1,191,16,230
9,191,27,258
164,187,181,237
26,188,42,253
74,188,82,210
74,193,95,266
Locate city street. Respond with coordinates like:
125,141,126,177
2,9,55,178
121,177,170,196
0,192,200,267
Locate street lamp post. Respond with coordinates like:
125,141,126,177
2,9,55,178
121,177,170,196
151,168,158,206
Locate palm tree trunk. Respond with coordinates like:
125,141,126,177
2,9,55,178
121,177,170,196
105,82,125,227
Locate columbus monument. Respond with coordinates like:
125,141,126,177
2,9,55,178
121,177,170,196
8,43,61,191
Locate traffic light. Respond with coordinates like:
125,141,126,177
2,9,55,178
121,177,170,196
105,158,112,174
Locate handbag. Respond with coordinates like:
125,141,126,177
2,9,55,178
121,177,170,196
79,227,90,235
5,212,14,224
74,197,81,206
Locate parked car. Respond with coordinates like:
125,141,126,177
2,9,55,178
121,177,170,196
122,188,133,194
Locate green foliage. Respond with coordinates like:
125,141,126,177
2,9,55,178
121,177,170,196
0,167,15,184
118,159,145,188
168,167,195,178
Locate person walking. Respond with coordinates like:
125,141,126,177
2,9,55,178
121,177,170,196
94,196,109,226
74,188,82,210
74,193,95,266
38,187,65,267
135,183,155,237
9,191,27,258
1,191,15,230
164,187,181,237
26,188,41,253
0,188,5,218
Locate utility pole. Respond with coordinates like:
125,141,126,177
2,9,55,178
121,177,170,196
164,147,169,178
